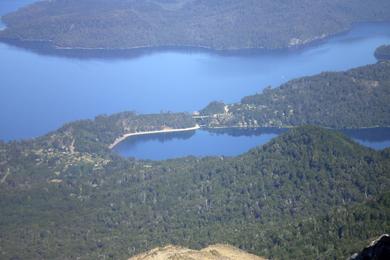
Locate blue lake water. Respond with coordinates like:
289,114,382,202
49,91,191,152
114,128,390,160
1,1,390,159
0,8,390,141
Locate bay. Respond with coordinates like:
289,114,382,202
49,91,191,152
114,128,390,160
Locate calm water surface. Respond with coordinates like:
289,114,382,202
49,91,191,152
342,128,390,151
1,1,390,148
114,128,285,160
114,128,390,160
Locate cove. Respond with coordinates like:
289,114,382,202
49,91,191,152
113,128,390,160
1,1,390,141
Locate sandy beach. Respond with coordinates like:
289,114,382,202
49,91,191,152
109,124,200,149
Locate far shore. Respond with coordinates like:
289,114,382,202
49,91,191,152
0,24,359,56
109,125,201,149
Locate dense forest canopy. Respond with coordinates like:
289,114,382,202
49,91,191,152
1,125,390,259
1,0,390,50
200,61,390,129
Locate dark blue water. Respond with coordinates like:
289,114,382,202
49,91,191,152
114,128,390,160
342,128,390,151
1,1,390,142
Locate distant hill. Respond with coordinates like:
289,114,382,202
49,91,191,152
129,244,266,260
1,0,390,50
200,61,390,128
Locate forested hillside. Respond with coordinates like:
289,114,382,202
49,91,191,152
31,111,195,154
1,0,390,50
1,126,389,259
200,61,390,128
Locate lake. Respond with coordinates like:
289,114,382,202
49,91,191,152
1,0,390,141
113,128,390,160
1,1,390,159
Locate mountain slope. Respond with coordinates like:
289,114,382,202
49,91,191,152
1,0,390,50
350,234,390,260
1,126,389,259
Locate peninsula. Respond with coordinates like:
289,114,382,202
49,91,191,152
199,60,390,129
109,124,200,149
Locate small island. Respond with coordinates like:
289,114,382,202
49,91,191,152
375,44,390,60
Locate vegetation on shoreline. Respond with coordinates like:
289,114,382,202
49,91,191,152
199,61,390,129
1,0,390,51
38,111,196,154
375,45,390,60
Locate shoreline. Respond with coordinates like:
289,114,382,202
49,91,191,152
204,125,390,130
1,124,388,144
109,125,201,149
0,35,332,56
2,21,389,58
108,124,390,150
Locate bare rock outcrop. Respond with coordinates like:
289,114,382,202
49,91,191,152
129,244,266,260
350,234,390,260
